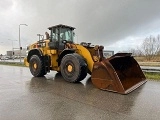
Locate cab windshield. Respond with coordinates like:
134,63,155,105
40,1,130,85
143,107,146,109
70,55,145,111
60,28,74,42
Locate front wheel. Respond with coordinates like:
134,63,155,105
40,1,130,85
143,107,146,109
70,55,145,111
60,53,87,82
29,55,46,77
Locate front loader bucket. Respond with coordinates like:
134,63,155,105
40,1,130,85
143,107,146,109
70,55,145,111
91,53,147,94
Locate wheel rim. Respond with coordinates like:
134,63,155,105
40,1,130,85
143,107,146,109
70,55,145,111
67,64,73,72
33,63,37,69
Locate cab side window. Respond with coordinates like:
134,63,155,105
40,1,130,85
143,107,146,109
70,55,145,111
51,28,58,41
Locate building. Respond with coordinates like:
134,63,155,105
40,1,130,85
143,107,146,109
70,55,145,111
6,48,27,58
103,50,114,58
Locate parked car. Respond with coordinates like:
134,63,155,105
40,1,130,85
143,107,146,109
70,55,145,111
0,56,9,60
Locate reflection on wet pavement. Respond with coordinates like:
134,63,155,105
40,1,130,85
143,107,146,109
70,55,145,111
0,65,160,120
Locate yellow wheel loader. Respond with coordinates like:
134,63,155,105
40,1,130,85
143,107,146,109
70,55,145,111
24,24,146,94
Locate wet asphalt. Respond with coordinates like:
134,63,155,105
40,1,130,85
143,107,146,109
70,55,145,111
0,65,160,120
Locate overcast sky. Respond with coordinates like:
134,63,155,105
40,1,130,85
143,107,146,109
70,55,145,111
1,0,160,54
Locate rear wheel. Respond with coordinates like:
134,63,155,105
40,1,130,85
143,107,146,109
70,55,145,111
60,53,87,82
29,55,46,77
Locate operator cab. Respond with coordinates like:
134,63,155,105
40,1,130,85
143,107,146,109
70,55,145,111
48,24,75,50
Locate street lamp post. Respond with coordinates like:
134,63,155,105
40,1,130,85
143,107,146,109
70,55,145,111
19,24,28,63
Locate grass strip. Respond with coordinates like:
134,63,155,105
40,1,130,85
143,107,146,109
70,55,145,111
144,72,160,80
0,61,25,67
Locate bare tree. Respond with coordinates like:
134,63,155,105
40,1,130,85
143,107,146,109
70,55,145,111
136,47,143,56
128,48,143,56
141,35,160,61
157,35,160,55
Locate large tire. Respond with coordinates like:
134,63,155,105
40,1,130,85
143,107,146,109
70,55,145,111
60,53,87,82
29,55,46,77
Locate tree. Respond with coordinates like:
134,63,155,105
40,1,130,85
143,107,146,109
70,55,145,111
128,48,143,56
141,35,160,61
